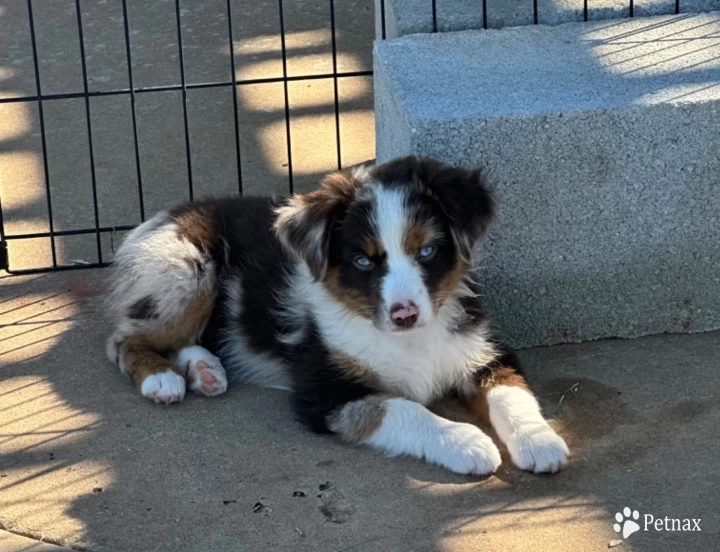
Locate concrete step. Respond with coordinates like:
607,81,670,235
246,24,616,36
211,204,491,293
376,0,720,38
374,12,720,348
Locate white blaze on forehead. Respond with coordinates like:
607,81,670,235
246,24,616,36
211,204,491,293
372,185,408,260
372,185,433,323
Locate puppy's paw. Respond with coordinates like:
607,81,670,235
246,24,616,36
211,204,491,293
141,370,186,404
507,424,569,474
431,422,502,475
177,346,228,397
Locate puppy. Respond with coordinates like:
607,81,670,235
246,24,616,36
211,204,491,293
106,156,568,475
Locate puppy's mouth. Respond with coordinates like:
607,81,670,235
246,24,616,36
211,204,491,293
381,321,427,334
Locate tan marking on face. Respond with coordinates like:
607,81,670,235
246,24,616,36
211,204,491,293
324,266,375,319
404,224,430,255
361,236,383,258
327,395,388,443
431,254,469,312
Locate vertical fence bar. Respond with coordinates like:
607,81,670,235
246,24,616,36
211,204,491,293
482,0,488,30
174,0,194,201
329,0,342,170
584,0,588,22
432,0,437,32
533,0,538,25
380,0,386,39
26,0,58,268
278,0,294,194
225,0,243,194
0,194,5,239
629,0,634,17
676,0,680,14
120,0,146,222
74,0,103,264
0,193,7,271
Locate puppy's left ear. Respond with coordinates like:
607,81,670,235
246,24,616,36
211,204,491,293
274,171,361,280
417,158,496,261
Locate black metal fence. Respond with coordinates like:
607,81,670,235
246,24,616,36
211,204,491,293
0,0,693,274
0,0,374,274
424,1,683,32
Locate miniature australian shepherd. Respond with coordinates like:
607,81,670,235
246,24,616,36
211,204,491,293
106,156,568,475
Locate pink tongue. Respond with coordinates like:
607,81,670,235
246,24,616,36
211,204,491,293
392,306,417,320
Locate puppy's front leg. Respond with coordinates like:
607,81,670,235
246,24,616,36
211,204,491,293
328,396,502,475
469,359,569,474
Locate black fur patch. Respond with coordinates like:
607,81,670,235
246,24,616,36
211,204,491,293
201,196,298,362
372,156,496,260
290,323,377,433
454,279,487,333
128,296,159,320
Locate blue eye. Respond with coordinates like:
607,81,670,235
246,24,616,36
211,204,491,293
353,255,373,270
418,245,436,260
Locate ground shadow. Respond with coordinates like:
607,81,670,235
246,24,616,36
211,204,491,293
2,271,719,551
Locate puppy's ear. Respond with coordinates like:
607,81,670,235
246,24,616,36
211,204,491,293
415,158,496,262
274,171,361,280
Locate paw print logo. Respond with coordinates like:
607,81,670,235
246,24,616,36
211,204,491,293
614,507,641,539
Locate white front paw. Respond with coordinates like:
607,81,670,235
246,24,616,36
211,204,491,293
140,370,186,404
507,424,569,473
431,422,502,475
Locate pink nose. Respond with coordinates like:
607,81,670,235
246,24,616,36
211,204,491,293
390,301,419,328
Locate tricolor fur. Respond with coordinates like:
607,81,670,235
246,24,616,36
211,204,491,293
106,156,568,475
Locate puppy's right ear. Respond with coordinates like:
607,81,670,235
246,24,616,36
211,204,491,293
274,171,361,280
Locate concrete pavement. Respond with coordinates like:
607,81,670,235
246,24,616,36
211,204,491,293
1,269,718,551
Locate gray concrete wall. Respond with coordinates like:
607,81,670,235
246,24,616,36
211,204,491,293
375,0,720,38
375,13,720,348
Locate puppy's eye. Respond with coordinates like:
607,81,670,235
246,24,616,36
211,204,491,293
353,255,374,270
417,245,436,261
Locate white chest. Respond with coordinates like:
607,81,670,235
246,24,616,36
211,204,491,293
305,284,495,404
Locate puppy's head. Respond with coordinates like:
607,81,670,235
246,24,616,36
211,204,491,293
274,156,495,332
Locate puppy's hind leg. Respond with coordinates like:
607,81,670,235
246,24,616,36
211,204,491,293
106,209,219,404
176,345,228,397
107,289,216,404
119,337,186,404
